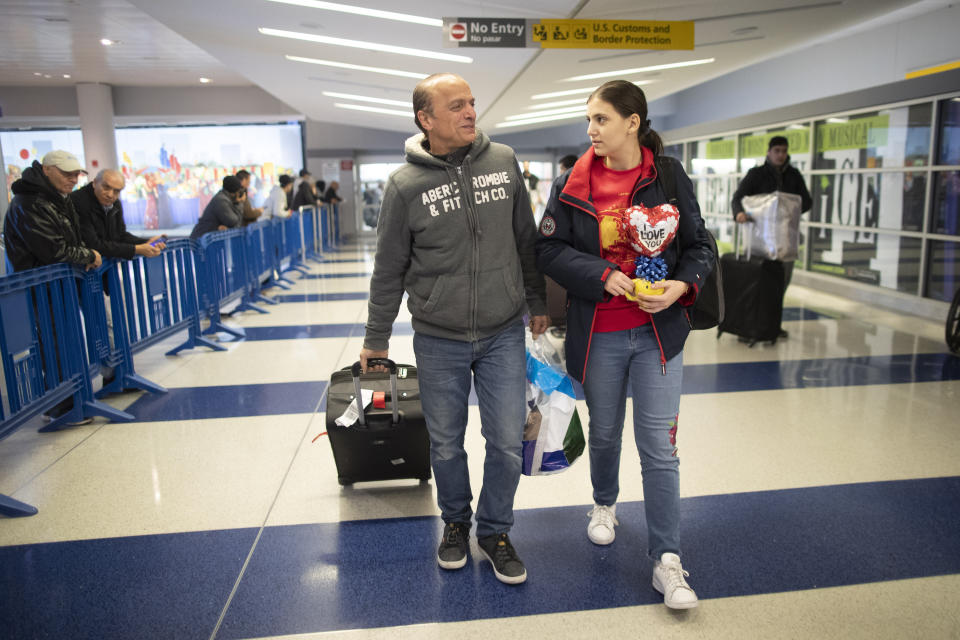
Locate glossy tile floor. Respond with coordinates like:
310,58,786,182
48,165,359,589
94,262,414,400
2,239,959,640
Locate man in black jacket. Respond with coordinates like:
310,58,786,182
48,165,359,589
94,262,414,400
4,150,101,272
189,175,244,240
731,136,812,338
3,150,101,424
71,169,166,260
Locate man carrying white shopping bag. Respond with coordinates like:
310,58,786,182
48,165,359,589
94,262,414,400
731,136,812,339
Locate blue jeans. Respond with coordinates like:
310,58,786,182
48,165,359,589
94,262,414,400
581,324,683,559
413,321,526,539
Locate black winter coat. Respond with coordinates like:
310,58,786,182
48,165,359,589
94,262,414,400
536,149,714,384
4,161,97,272
70,182,147,259
731,158,812,217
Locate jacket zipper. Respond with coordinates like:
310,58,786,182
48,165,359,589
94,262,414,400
456,163,480,342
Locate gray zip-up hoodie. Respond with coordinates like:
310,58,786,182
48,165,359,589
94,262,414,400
364,130,547,349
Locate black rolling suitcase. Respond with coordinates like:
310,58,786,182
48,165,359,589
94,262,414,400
326,359,431,486
717,224,784,346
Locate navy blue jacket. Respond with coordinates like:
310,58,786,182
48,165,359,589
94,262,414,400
535,149,714,383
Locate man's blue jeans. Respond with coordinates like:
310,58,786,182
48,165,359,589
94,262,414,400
581,324,683,559
413,321,525,539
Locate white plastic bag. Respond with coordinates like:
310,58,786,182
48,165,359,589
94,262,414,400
522,333,585,476
741,190,802,261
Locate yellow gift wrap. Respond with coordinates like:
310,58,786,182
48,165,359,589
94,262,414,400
624,278,664,300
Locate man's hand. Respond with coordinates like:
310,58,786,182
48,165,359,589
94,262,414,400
136,241,162,258
217,225,228,231
87,249,102,270
359,347,389,373
735,212,752,223
633,280,688,314
529,314,550,338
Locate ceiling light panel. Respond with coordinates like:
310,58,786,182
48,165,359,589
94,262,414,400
564,58,715,82
525,98,588,109
322,91,411,107
266,0,442,27
496,112,588,128
505,105,585,120
334,103,412,117
260,28,472,63
286,55,428,79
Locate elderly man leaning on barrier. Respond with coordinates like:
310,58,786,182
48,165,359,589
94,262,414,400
3,150,102,273
71,169,166,260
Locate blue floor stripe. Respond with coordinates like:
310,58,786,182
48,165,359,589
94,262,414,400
782,307,829,321
682,352,960,394
6,478,956,638
125,381,327,421
298,272,373,279
242,323,413,340
116,353,957,420
274,292,369,302
1,527,259,640
214,476,960,637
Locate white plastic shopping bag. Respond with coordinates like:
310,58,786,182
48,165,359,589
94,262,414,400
741,190,802,261
522,333,585,476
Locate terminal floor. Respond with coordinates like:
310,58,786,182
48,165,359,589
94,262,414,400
1,240,959,639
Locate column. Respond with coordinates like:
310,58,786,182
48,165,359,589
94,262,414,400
76,83,118,174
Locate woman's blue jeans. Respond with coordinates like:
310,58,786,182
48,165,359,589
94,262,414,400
413,321,526,539
581,324,683,559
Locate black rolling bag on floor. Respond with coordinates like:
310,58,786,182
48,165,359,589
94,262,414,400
326,358,431,486
717,225,785,346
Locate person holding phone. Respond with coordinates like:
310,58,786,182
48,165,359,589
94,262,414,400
72,169,166,260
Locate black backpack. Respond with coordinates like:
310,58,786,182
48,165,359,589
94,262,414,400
654,156,724,330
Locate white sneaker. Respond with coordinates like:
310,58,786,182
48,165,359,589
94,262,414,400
587,504,619,545
652,552,698,609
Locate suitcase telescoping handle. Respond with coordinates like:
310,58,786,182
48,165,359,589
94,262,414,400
350,358,399,426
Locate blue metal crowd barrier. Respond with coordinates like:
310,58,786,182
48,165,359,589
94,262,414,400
243,220,281,308
0,213,344,516
285,211,310,275
299,206,323,263
0,264,134,516
196,228,257,339
109,238,223,363
332,203,341,247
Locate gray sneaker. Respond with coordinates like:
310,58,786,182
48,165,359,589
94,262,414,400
437,522,469,570
477,533,527,584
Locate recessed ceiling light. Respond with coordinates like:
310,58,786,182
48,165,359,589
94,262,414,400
563,58,715,82
33,72,42,76
266,0,442,27
496,112,587,128
525,98,586,109
334,103,411,117
100,38,118,46
506,105,586,120
43,74,52,78
259,28,471,63
63,74,71,79
322,91,411,107
531,87,600,100
286,55,428,79
199,77,212,83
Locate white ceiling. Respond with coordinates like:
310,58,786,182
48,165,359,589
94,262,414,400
0,0,946,134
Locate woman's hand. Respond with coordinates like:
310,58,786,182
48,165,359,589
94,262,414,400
633,280,689,314
603,270,635,297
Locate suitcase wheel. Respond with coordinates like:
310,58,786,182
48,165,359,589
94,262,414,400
338,477,354,486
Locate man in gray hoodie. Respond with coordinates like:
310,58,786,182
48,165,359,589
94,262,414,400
360,73,548,585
